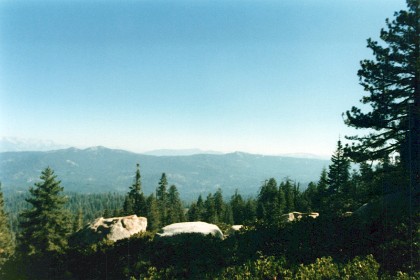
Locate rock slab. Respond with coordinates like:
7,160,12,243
74,215,147,244
157,221,224,239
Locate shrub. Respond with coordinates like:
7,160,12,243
341,254,379,280
294,256,340,280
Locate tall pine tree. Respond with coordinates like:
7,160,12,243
167,185,185,224
344,0,420,193
123,164,146,216
315,168,329,212
328,140,351,195
257,178,281,224
146,193,161,231
327,140,351,212
213,188,225,222
203,193,217,223
230,190,245,224
280,179,294,213
19,167,71,255
156,173,169,225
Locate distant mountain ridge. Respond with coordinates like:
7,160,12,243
0,137,70,152
0,147,330,200
143,148,224,156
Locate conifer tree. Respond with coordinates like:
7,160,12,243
146,193,161,231
302,182,318,212
0,183,14,266
196,195,205,219
187,195,206,221
328,140,351,195
203,193,217,223
103,208,111,218
327,140,352,212
257,178,281,224
344,0,420,193
19,167,71,255
124,164,146,216
167,185,185,224
230,190,245,224
280,179,295,213
123,196,134,215
213,188,225,222
156,173,169,225
222,204,234,225
187,202,200,221
315,168,329,212
276,182,286,213
243,198,257,224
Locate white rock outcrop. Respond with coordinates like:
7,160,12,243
157,221,224,239
74,215,147,244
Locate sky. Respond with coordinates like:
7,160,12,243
0,0,407,156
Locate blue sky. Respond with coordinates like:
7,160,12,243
0,0,407,156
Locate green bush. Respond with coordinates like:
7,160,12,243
341,255,379,280
217,253,291,280
294,256,340,280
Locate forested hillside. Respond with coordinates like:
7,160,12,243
0,147,328,199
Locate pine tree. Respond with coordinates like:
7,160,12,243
167,185,185,224
188,195,206,222
328,140,351,195
0,183,14,266
213,188,225,222
344,0,420,193
257,178,281,224
277,183,286,214
315,168,329,212
19,167,71,255
230,190,245,224
103,208,111,218
196,195,205,219
327,140,351,212
156,173,169,225
243,198,257,224
146,193,161,231
203,193,217,223
124,164,146,216
187,202,200,221
222,204,234,225
123,196,135,215
302,182,318,212
280,179,295,213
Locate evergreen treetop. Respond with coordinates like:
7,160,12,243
167,185,185,224
328,139,351,195
124,164,146,216
19,167,70,255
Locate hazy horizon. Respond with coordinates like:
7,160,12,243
0,136,331,158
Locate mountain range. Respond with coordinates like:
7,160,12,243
0,146,330,200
